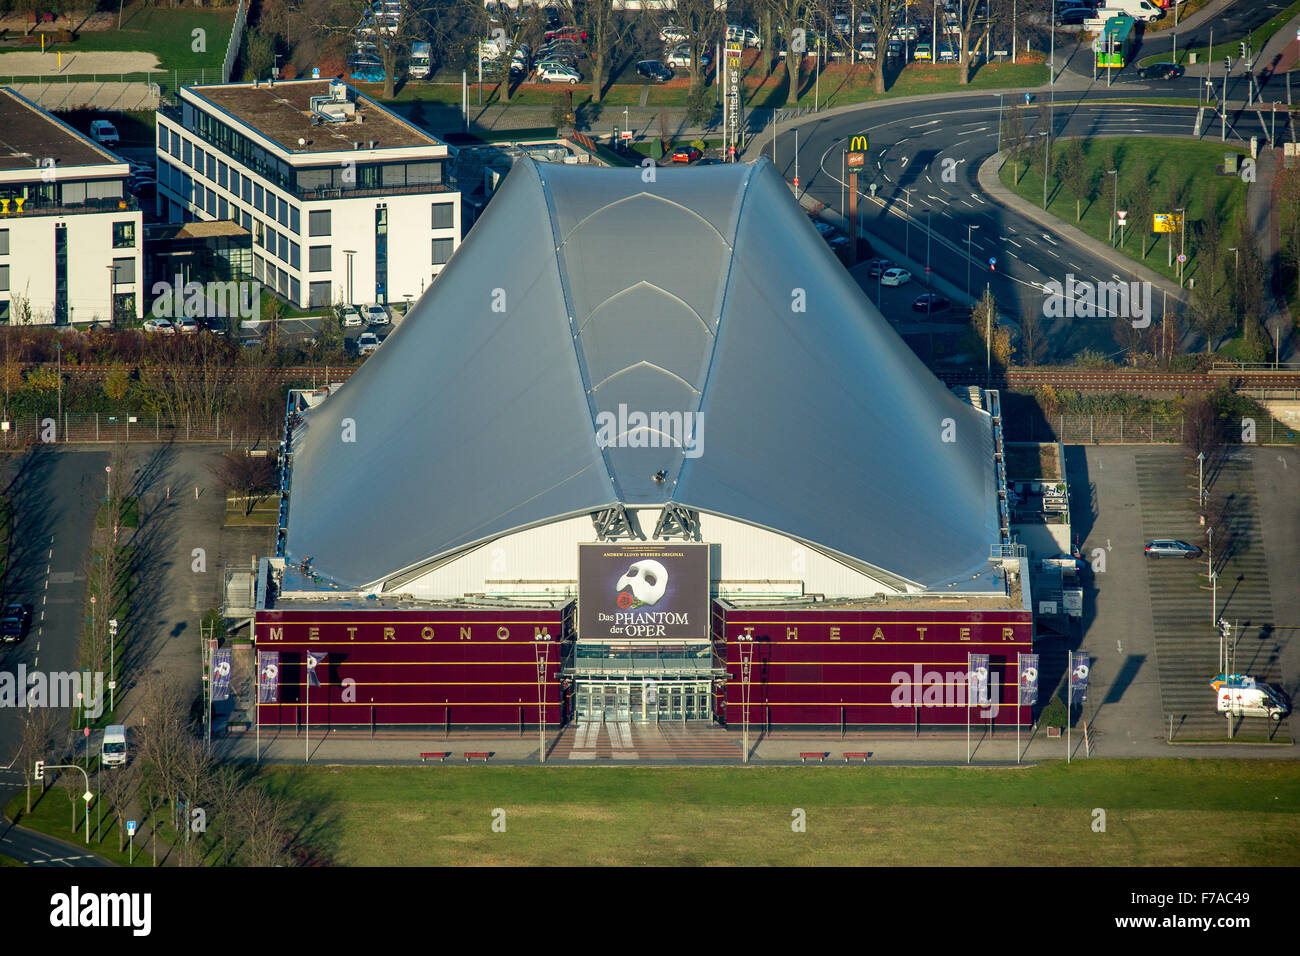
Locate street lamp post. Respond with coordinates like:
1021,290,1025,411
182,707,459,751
1176,206,1186,286
1039,130,1049,210
903,187,911,258
966,224,979,298
926,211,932,279
1208,526,1216,624
1107,168,1118,245
55,342,62,438
106,264,115,328
108,618,118,714
997,93,1004,153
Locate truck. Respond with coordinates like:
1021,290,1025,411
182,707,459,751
101,725,127,766
409,40,431,79
1212,674,1290,722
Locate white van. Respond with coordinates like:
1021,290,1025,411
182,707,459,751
726,24,762,49
89,119,120,146
1100,0,1163,21
1213,675,1290,722
101,725,127,766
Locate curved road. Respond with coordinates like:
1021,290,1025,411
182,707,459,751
767,90,1276,358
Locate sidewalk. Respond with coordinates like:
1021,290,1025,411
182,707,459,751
216,722,1293,767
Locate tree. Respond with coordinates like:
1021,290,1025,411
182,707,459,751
1002,105,1028,184
17,708,62,813
1125,176,1155,258
649,0,727,102
1182,394,1223,459
970,285,1011,367
317,0,431,101
1018,306,1048,366
956,0,1000,85
233,784,294,866
99,763,139,852
103,363,130,403
855,0,900,94
244,27,276,80
1055,137,1088,222
564,0,637,105
209,449,278,516
1111,314,1145,366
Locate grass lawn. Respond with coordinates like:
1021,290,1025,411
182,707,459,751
263,759,1300,866
225,494,277,527
5,787,179,868
1138,0,1300,68
378,60,1047,114
1143,0,1216,33
0,5,233,75
999,136,1250,287
0,853,22,866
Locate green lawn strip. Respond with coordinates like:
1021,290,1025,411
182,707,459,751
0,7,234,75
264,760,1300,866
999,136,1249,287
4,788,202,867
1138,0,1300,68
1143,0,1216,33
381,60,1046,114
0,852,23,866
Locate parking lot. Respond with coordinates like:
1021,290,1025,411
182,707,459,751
1068,445,1298,746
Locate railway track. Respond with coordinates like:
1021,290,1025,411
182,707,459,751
26,364,1300,392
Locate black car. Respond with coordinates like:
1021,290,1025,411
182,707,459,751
1139,62,1185,80
865,257,894,277
636,59,674,83
1055,8,1092,25
198,316,230,335
0,603,31,642
912,293,952,313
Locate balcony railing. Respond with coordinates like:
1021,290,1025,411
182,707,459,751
293,180,455,201
0,195,138,218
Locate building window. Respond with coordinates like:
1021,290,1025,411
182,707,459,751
375,204,387,303
218,197,228,221
112,292,136,323
277,196,288,227
0,301,9,322
207,151,216,180
158,126,169,153
431,202,454,231
290,276,300,304
242,175,251,203
112,221,135,248
278,231,288,262
308,245,331,272
278,267,288,296
253,255,264,282
242,210,251,232
290,205,300,234
0,264,8,291
289,241,300,270
0,229,9,255
182,138,192,168
309,209,331,236
169,130,180,160
205,187,216,215
111,257,135,284
308,280,332,308
254,183,263,212
432,237,454,265
218,161,228,190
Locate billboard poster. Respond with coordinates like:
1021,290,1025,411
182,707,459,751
578,543,709,641
1070,651,1090,697
258,651,279,703
211,648,232,702
1018,653,1039,706
968,653,990,707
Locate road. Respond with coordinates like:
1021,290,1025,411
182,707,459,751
771,92,1276,359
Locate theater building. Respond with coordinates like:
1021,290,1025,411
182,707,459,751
250,157,1034,733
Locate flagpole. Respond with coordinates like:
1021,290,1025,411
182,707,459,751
966,653,971,765
1066,667,1072,764
305,670,310,764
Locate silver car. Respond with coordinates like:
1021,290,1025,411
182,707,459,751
1144,539,1202,559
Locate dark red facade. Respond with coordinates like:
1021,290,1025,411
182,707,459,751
254,606,573,727
715,605,1034,727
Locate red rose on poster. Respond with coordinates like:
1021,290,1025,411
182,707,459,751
616,591,635,609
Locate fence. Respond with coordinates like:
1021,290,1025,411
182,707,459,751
224,0,248,84
3,413,275,448
1007,414,1300,445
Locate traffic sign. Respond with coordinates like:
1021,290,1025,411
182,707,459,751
793,176,799,187
1117,210,1127,220
988,256,997,269
127,820,137,835
1177,253,1188,262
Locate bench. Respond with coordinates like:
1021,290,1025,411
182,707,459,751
799,751,827,763
419,751,450,763
464,751,491,762
843,751,871,763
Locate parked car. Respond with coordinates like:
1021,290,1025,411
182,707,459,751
340,305,364,327
175,316,199,333
858,14,876,34
860,41,877,60
543,26,587,43
725,24,762,49
239,333,264,349
658,23,689,43
1144,539,1202,558
535,62,580,83
143,318,175,333
1139,62,1184,80
199,316,229,335
670,145,702,164
811,220,835,238
695,157,723,165
536,53,580,71
665,46,712,70
357,331,381,355
865,258,894,277
90,119,120,146
1055,7,1092,25
636,59,674,83
366,304,389,325
0,604,31,642
912,293,951,313
914,42,932,61
880,267,912,286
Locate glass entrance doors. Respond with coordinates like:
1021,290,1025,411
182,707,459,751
574,680,712,723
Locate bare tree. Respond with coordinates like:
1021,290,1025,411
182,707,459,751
233,785,294,867
1018,306,1048,366
209,450,279,517
100,763,139,852
1183,394,1224,458
956,0,1000,84
316,0,431,100
856,0,900,94
16,708,63,813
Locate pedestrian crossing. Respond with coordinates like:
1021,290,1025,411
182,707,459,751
554,719,742,760
1136,450,1290,740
